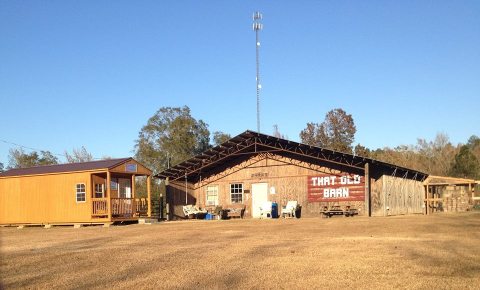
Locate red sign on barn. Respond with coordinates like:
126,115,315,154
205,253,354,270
307,173,365,202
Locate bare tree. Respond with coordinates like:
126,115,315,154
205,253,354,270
65,146,94,163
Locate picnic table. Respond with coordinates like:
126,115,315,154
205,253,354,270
321,205,358,218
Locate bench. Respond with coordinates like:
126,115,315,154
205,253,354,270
225,204,245,219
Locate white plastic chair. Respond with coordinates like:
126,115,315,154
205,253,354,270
281,201,298,218
259,201,273,219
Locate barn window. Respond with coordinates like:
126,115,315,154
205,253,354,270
230,183,243,204
76,184,86,203
206,185,219,206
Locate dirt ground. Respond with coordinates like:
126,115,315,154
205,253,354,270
1,213,479,289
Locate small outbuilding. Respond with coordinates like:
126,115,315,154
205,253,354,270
0,158,152,226
157,131,428,219
424,175,478,214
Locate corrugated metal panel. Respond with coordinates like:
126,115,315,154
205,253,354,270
0,158,131,177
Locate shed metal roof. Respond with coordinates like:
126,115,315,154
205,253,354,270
157,130,428,182
424,175,478,185
0,158,133,178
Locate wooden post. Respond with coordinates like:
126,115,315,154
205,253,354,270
423,184,428,215
131,174,136,199
469,182,473,204
165,177,170,221
131,174,136,217
382,176,387,217
107,171,112,220
364,163,371,217
426,184,430,215
160,193,164,220
147,175,152,218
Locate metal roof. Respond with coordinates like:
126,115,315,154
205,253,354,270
424,175,478,185
0,158,133,178
157,130,428,182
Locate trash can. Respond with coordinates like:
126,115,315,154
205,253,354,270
271,202,279,218
205,213,214,220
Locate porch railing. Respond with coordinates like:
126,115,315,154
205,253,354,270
92,198,109,216
92,198,149,219
135,198,148,216
111,198,134,217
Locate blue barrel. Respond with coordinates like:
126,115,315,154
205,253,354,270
205,213,214,220
271,202,279,218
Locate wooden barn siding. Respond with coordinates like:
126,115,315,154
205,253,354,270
190,156,367,218
167,180,196,220
371,175,424,216
165,155,427,218
0,172,109,224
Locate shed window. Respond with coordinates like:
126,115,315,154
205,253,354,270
206,185,219,206
76,184,86,203
94,184,105,198
230,183,243,204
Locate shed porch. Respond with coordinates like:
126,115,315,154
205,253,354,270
90,170,152,221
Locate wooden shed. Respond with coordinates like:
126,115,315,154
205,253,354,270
0,158,152,226
157,131,428,219
424,175,478,214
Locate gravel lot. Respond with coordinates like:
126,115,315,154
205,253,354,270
1,212,479,289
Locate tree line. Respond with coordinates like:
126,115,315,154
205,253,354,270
298,108,479,179
2,106,478,180
2,146,97,170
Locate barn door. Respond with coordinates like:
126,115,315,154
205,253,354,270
252,183,268,218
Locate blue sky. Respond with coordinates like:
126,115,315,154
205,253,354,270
0,1,479,165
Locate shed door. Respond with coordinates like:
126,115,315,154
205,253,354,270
252,183,268,218
119,179,132,198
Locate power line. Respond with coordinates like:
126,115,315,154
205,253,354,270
0,139,103,160
0,139,67,158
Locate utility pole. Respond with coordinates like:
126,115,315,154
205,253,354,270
253,11,263,133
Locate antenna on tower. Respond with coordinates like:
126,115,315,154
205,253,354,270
253,11,263,133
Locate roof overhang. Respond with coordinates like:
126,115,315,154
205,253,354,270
156,130,428,183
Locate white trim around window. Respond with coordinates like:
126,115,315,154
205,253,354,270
206,185,219,206
76,183,86,203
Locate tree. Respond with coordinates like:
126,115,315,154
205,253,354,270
354,144,371,158
467,135,480,148
7,148,58,169
212,131,231,146
273,125,286,139
300,108,356,153
299,123,317,145
38,151,59,166
0,162,4,172
449,145,479,179
415,133,457,176
134,106,210,174
467,135,480,168
65,146,94,163
368,133,459,175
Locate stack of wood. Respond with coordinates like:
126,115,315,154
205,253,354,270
443,186,470,212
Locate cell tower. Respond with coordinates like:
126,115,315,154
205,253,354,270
253,11,263,133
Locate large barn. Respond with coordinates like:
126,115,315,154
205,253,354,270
157,131,428,219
